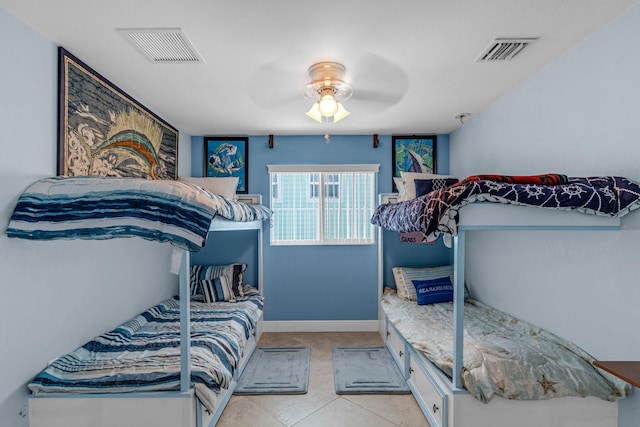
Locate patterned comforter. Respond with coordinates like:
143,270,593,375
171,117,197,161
6,177,272,251
371,176,640,246
28,289,263,409
381,288,631,402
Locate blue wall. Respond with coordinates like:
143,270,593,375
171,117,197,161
191,134,451,321
381,134,452,288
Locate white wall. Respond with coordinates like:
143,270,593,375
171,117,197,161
0,8,190,427
450,3,640,424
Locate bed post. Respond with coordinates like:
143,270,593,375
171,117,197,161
453,230,465,389
377,217,385,336
258,224,264,295
179,249,191,392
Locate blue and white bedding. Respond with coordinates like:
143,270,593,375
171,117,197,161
28,288,263,409
381,288,631,402
372,176,640,246
6,177,272,251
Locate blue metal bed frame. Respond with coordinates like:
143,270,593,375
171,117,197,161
178,217,265,426
452,207,621,389
377,194,623,391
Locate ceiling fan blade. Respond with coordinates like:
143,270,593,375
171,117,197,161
347,52,409,110
352,89,405,105
247,53,311,109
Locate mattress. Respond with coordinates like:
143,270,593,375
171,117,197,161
381,288,631,403
28,287,264,410
372,176,640,246
7,176,272,251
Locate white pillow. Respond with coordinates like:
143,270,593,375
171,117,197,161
178,176,239,200
399,172,457,200
392,265,454,301
393,177,407,201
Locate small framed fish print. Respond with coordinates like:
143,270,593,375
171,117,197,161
392,135,437,191
204,137,249,193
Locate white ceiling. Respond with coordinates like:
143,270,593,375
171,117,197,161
2,0,638,136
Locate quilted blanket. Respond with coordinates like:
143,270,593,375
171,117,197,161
371,176,640,246
28,289,263,410
460,173,568,185
6,177,272,251
381,288,631,402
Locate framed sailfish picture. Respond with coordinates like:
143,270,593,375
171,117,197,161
57,47,178,179
392,135,437,190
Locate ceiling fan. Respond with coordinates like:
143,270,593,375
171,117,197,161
304,61,353,123
247,53,409,123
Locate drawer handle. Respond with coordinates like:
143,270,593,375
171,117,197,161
386,331,390,337
432,404,439,414
409,367,414,375
399,350,404,357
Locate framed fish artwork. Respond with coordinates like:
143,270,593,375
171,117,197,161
392,135,437,191
204,136,249,193
57,47,178,179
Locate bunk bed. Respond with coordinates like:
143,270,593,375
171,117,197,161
372,174,640,427
6,176,272,427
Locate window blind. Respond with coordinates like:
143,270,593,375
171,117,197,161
268,164,379,245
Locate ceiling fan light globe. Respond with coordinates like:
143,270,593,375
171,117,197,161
318,94,338,116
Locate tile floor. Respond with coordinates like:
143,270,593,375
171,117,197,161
217,332,429,427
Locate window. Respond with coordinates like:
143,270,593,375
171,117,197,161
309,173,339,200
271,174,281,202
268,164,379,245
309,173,320,199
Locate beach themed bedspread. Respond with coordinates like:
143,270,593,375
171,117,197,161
28,289,263,407
6,176,272,251
381,288,631,403
371,176,640,246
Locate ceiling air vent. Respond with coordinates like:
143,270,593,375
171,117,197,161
118,28,204,63
475,38,538,62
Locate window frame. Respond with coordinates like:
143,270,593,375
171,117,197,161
271,173,281,202
267,164,379,246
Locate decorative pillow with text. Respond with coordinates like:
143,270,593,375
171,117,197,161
412,276,454,305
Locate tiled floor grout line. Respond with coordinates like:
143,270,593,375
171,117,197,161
289,395,341,427
342,395,405,427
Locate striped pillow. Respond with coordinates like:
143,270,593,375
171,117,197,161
392,265,454,301
191,263,246,297
201,277,236,303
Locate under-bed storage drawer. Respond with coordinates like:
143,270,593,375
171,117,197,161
29,392,197,427
407,348,448,427
385,321,407,376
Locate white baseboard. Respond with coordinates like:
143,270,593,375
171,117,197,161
263,320,379,333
